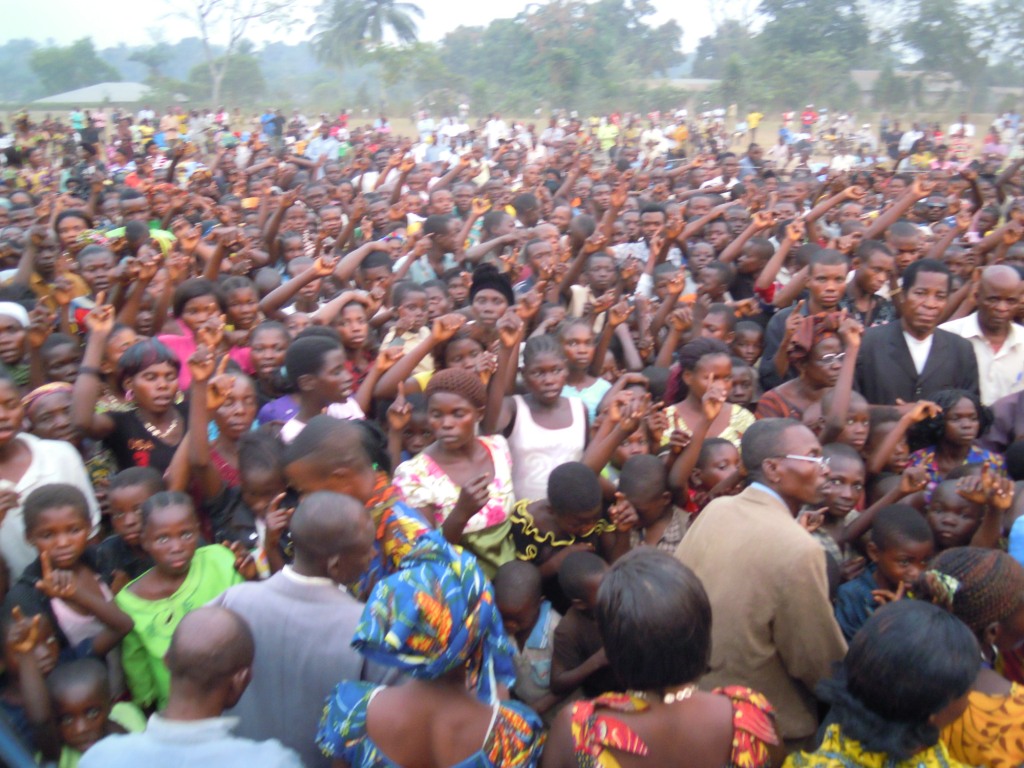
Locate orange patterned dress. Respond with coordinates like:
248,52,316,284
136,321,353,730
570,685,778,767
940,683,1024,768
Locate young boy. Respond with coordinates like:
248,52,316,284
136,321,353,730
1,607,61,750
834,504,934,641
925,476,984,551
380,281,432,375
671,436,742,515
96,467,163,587
550,552,615,700
494,561,563,720
809,444,867,574
35,659,146,764
278,333,362,444
728,358,759,412
619,455,689,552
731,321,764,367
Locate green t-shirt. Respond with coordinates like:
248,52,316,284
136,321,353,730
116,545,243,709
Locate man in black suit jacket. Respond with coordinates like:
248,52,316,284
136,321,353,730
855,258,979,404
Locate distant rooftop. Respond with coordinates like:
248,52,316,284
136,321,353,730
33,82,152,105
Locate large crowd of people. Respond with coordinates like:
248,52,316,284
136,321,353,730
0,99,1021,767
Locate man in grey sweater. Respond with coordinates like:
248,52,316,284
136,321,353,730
212,491,380,768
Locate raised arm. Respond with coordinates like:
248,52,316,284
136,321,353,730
71,306,117,440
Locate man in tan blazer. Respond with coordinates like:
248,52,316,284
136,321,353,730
676,418,847,745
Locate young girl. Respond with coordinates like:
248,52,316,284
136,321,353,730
115,491,245,710
663,339,754,450
908,389,1005,496
95,467,163,586
73,307,184,475
560,319,612,421
210,431,290,579
157,278,253,390
249,321,294,418
392,368,516,577
484,327,588,503
4,484,132,660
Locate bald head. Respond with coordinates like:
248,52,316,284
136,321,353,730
165,606,254,685
981,264,1021,290
290,491,372,561
977,264,1022,334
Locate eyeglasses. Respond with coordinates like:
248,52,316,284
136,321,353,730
778,454,831,469
816,352,845,365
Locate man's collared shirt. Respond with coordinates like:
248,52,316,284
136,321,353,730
940,313,1024,404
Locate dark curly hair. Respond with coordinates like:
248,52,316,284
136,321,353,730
670,338,731,403
907,389,992,452
817,600,977,761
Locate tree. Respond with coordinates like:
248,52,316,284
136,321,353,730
29,38,120,94
897,0,986,99
172,0,290,104
188,46,266,102
757,0,869,58
130,44,174,81
311,0,424,67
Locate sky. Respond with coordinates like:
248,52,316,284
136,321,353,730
0,0,717,52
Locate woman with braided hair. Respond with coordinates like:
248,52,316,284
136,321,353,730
392,367,516,577
914,547,1024,768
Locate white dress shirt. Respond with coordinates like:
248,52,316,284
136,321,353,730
940,313,1024,404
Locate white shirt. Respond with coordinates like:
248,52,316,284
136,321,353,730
902,331,934,375
939,313,1024,405
0,433,101,578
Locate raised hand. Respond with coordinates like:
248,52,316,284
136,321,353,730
264,493,294,548
387,382,412,432
609,493,638,532
471,198,491,217
35,551,76,600
431,312,467,343
608,299,634,328
872,580,907,606
496,310,525,349
515,290,542,322
6,607,41,656
84,303,115,335
376,345,404,374
668,305,693,333
785,219,806,242
898,465,929,496
187,343,219,385
196,314,226,351
701,381,728,423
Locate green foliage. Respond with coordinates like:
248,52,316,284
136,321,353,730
873,62,909,109
29,38,121,95
312,0,424,67
188,53,266,102
0,39,43,101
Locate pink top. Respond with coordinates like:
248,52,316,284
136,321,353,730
157,327,254,389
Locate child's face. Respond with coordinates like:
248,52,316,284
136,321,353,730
944,397,980,446
284,312,311,337
427,392,480,449
731,330,763,366
687,244,715,273
523,352,569,405
397,291,428,332
402,412,433,456
693,444,740,490
736,246,766,275
282,237,305,264
42,343,82,384
334,304,369,349
576,573,606,615
27,506,91,570
180,294,220,333
27,391,76,444
626,489,670,526
870,536,934,592
446,277,469,306
697,268,726,300
699,313,733,343
250,328,289,380
498,596,541,640
54,680,111,754
555,505,602,539
562,324,595,371
927,483,982,549
823,458,865,519
240,467,287,519
728,367,755,405
868,421,911,472
424,286,452,322
226,288,260,330
313,349,353,404
2,615,59,676
586,256,617,293
600,351,621,383
78,252,116,293
612,428,650,468
141,504,200,577
109,485,149,547
837,398,871,451
684,353,732,400
471,289,509,327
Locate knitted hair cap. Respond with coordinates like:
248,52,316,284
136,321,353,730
920,547,1024,634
